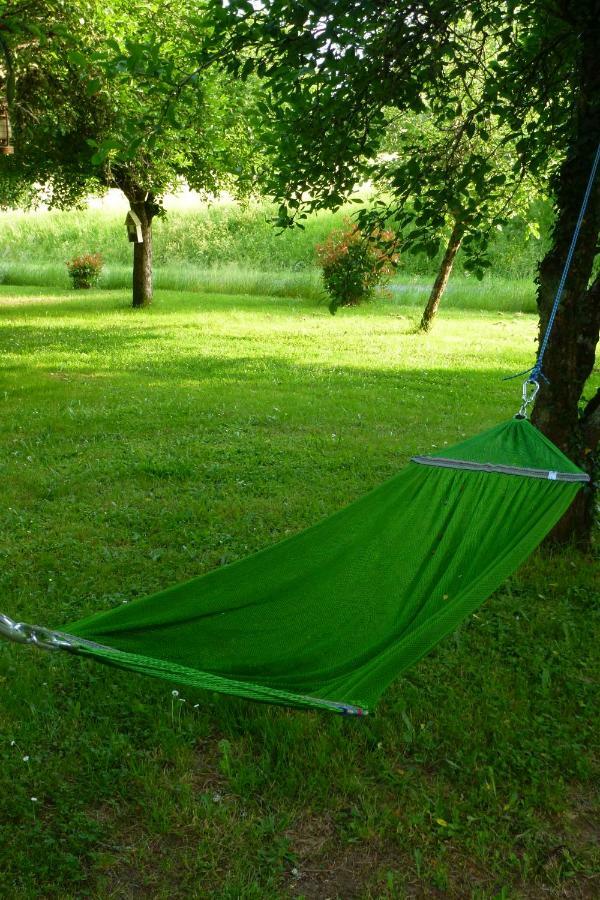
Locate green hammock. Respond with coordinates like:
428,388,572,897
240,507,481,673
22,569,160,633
1,417,588,716
4,144,597,717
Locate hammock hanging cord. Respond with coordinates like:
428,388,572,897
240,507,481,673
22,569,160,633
515,140,600,412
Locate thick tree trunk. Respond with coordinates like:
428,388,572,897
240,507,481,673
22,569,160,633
531,16,600,546
533,260,600,547
420,220,464,332
131,201,154,308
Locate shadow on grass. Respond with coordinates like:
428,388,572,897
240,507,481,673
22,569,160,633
0,327,514,401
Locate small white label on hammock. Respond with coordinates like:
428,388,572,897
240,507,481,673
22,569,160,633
548,471,558,480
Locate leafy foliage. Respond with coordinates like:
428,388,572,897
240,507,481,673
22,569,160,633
0,1,104,208
85,3,264,207
194,2,592,256
0,1,264,210
371,105,543,278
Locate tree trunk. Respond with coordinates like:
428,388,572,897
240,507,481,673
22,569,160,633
420,220,464,332
531,19,600,546
131,200,154,308
111,171,161,309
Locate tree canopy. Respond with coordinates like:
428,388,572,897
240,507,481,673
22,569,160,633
375,104,543,329
0,0,102,207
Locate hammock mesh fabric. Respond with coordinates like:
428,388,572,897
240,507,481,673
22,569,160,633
60,418,586,715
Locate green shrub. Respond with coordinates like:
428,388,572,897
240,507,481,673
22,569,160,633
316,223,398,314
66,253,104,289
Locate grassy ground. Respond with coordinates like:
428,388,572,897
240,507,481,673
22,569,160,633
0,285,598,899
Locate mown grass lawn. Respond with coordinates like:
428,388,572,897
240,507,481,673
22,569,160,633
0,284,598,899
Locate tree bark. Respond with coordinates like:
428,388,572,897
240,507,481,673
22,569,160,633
111,171,161,308
420,219,464,332
531,18,600,546
130,200,154,308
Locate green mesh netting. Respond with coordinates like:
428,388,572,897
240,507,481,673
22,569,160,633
62,419,586,715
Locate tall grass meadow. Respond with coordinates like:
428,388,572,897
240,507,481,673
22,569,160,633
0,199,550,310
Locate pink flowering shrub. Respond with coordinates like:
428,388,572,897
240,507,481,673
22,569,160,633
66,253,103,289
316,223,398,314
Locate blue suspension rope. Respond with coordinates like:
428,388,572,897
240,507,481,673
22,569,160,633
509,140,600,418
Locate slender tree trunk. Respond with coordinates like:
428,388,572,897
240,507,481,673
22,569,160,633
420,220,464,332
112,171,161,309
531,14,600,547
131,200,154,308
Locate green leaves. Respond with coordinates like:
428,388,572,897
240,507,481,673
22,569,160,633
90,138,122,166
67,49,88,68
85,77,103,97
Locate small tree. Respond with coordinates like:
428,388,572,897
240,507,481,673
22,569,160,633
85,1,262,306
376,108,542,331
0,0,262,307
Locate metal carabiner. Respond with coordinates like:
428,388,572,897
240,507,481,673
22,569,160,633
516,379,540,419
0,614,73,652
0,614,30,644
